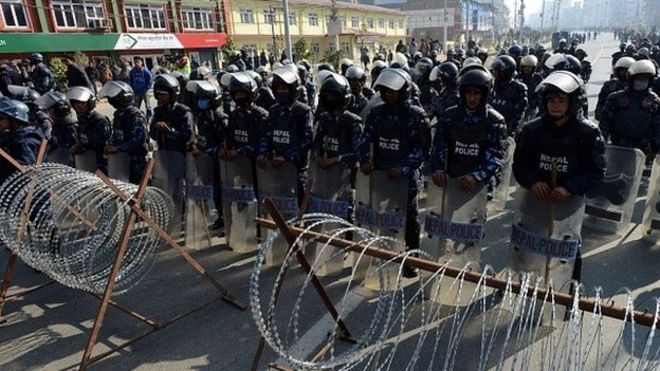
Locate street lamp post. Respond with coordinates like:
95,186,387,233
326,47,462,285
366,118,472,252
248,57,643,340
282,0,293,61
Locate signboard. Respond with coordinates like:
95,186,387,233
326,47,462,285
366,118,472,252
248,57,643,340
0,32,227,54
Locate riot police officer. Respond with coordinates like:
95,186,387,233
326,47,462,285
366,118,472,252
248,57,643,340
256,67,314,200
149,74,194,154
415,57,437,111
345,66,374,117
0,98,44,183
513,71,606,282
10,86,52,141
429,62,461,121
430,66,507,193
188,79,226,229
67,86,112,173
340,58,354,76
252,69,276,111
600,60,660,159
574,48,592,83
370,60,388,89
101,81,149,184
518,55,543,113
27,53,55,95
595,56,635,122
298,65,316,110
489,55,528,136
611,43,627,66
312,73,362,174
508,44,523,67
554,39,569,54
35,91,77,157
358,68,428,273
224,72,269,161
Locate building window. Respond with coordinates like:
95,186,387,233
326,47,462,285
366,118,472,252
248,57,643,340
338,15,345,26
398,19,404,29
125,5,165,30
378,18,384,28
308,13,318,26
389,19,395,29
263,9,275,24
351,16,359,28
239,8,254,24
341,42,350,54
312,42,320,54
1,0,28,28
181,7,213,30
52,0,104,29
366,17,373,28
288,13,296,25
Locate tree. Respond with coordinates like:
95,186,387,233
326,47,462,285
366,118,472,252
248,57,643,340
221,36,238,60
293,38,312,61
49,51,90,91
321,49,344,70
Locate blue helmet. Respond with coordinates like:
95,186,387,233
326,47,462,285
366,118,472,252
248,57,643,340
0,97,30,124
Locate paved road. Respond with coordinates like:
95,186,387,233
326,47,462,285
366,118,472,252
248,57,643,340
0,33,658,370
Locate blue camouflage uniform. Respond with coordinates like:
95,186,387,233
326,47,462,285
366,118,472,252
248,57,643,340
0,125,44,183
358,102,427,251
258,100,314,200
194,106,227,211
149,102,194,153
430,105,508,191
76,110,112,174
112,106,149,184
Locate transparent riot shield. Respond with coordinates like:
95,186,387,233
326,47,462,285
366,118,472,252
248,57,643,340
307,163,353,276
491,137,516,211
583,145,645,235
257,161,299,267
420,178,488,306
642,156,660,244
185,152,215,250
220,155,258,253
152,150,186,235
355,170,408,290
73,150,97,173
507,189,585,321
107,152,131,182
46,147,72,166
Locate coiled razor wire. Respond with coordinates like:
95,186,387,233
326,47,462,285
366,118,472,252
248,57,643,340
0,163,174,295
251,213,660,370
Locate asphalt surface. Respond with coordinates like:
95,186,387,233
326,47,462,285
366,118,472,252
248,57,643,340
1,33,659,370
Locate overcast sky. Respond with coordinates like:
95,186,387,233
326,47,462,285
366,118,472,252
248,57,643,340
504,0,550,16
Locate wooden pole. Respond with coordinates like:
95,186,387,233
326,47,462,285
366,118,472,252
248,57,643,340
256,216,660,329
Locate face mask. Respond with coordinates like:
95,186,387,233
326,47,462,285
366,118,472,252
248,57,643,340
633,79,649,91
197,99,210,110
275,91,291,105
234,97,251,108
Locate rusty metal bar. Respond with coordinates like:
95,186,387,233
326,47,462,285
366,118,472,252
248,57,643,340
79,159,155,371
256,216,659,329
94,170,246,311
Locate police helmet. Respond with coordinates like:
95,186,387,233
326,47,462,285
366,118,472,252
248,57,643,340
345,66,366,81
535,71,583,113
559,38,567,47
169,71,189,92
7,85,40,109
575,48,588,59
415,57,434,76
28,53,44,65
619,42,627,52
625,44,636,54
0,97,30,124
522,45,529,56
393,52,408,67
544,53,568,70
638,47,650,58
458,68,493,104
316,63,336,73
272,66,300,92
186,79,220,99
297,64,308,75
36,91,70,116
373,68,411,101
462,57,482,69
614,56,636,71
99,80,134,109
340,58,354,75
226,64,240,73
431,62,459,84
245,70,263,86
508,44,523,58
652,46,660,54
66,86,96,110
492,55,517,80
370,60,388,82
562,54,583,75
228,72,259,100
477,48,489,58
319,72,352,109
628,60,657,79
315,70,334,92
520,55,538,68
272,62,284,69
153,74,181,100
299,60,311,72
